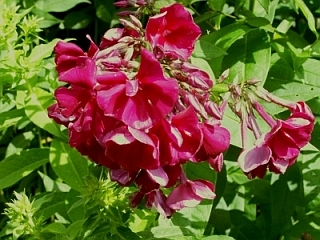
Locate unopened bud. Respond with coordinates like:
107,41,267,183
120,18,141,33
204,101,222,120
129,14,143,29
219,69,229,82
124,47,134,61
246,78,261,85
212,83,229,93
119,36,135,44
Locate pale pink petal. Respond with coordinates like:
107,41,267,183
238,144,271,173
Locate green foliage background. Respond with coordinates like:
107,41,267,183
0,0,320,239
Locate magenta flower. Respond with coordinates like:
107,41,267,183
237,143,271,179
97,48,178,130
181,62,213,90
47,86,90,126
150,107,202,166
130,165,181,217
194,122,230,172
110,168,137,186
281,101,315,148
103,126,159,172
145,3,201,60
146,190,174,218
54,40,98,75
238,101,315,178
167,172,215,210
238,122,300,177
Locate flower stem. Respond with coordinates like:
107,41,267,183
252,101,276,128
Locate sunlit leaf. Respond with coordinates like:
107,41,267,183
49,139,89,192
0,148,49,189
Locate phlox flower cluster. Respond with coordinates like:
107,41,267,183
48,3,230,217
233,84,315,179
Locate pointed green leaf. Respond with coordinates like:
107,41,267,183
34,192,69,220
269,164,301,239
193,40,228,60
0,109,24,131
24,87,67,140
49,139,89,192
264,55,320,114
202,235,235,240
222,29,271,84
28,39,60,63
257,0,269,13
0,148,49,189
295,0,319,38
94,0,116,23
35,0,90,12
42,222,67,234
5,131,35,158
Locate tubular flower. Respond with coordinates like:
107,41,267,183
194,121,231,172
48,3,234,217
145,3,201,60
150,107,203,166
167,171,215,210
97,48,178,130
103,126,160,172
238,100,315,178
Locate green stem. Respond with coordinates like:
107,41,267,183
249,0,255,12
189,5,217,31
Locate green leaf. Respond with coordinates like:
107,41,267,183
269,164,302,239
193,40,228,60
201,23,254,76
294,0,319,38
28,39,60,63
185,161,217,183
38,171,71,192
24,87,67,140
94,0,116,23
311,39,320,57
160,201,213,237
201,235,235,240
194,11,220,24
204,166,228,235
246,17,273,32
0,148,49,189
35,0,91,13
298,151,320,211
67,198,86,222
49,139,89,192
208,0,226,11
202,23,254,51
32,9,62,28
128,209,158,233
154,0,176,10
264,56,320,114
34,192,69,220
42,222,67,234
113,227,141,240
228,210,266,240
63,11,93,29
257,0,269,13
283,215,320,240
67,220,86,239
5,131,35,157
138,226,192,239
222,29,271,85
0,109,24,131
